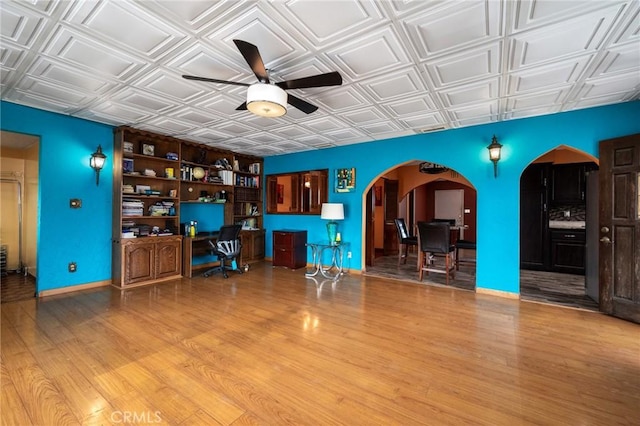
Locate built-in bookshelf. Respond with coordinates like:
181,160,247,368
112,126,265,288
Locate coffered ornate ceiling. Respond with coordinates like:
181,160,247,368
1,0,638,156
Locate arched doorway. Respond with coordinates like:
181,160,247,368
363,160,477,291
519,146,599,310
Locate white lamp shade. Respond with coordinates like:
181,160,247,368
321,203,344,220
247,83,287,117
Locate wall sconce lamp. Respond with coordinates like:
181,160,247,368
487,135,502,178
90,145,107,186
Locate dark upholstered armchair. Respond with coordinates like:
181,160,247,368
417,221,456,285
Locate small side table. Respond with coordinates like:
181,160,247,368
305,241,349,279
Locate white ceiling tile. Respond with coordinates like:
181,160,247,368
448,102,498,121
42,27,145,80
111,89,179,113
439,78,500,107
136,70,206,102
506,57,592,94
342,107,389,126
314,86,370,111
271,124,310,139
509,4,628,69
274,0,385,43
383,96,437,117
505,90,570,111
14,76,92,104
0,40,28,70
173,107,220,126
327,26,411,79
303,116,349,133
85,101,152,124
405,0,502,58
364,67,427,101
27,57,115,93
512,0,620,32
590,42,640,78
578,72,640,99
141,117,196,134
399,112,446,129
64,1,186,58
426,43,501,87
0,2,45,46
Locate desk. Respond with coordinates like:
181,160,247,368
182,232,219,278
305,241,349,279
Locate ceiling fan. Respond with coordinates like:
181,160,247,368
182,39,343,117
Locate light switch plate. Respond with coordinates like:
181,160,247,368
70,199,81,208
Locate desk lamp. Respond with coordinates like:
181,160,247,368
321,203,344,245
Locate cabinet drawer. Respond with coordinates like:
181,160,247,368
273,249,295,267
550,230,585,242
273,231,295,247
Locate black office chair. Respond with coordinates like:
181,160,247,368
417,221,456,285
394,218,418,268
203,224,243,279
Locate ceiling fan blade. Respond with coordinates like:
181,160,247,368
287,94,318,114
233,39,269,84
236,102,247,111
276,71,342,90
182,75,250,87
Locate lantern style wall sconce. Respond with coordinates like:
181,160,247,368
487,135,502,178
90,145,107,186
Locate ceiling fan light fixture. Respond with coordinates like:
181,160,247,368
246,83,287,117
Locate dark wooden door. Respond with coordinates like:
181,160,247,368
520,163,550,270
599,134,640,323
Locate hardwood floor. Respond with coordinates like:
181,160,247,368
2,262,638,425
1,272,36,303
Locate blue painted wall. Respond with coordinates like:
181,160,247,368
1,101,114,292
3,100,639,294
264,101,640,294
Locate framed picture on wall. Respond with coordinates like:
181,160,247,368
335,167,355,193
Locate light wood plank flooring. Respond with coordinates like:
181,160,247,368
2,262,638,425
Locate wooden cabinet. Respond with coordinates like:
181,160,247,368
116,236,182,288
272,230,307,269
551,163,586,204
240,229,265,264
112,127,183,288
550,230,585,274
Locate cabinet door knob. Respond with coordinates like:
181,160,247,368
600,226,609,233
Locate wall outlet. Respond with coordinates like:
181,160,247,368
68,262,77,272
347,251,352,259
563,210,571,218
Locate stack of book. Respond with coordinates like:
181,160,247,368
122,199,144,216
